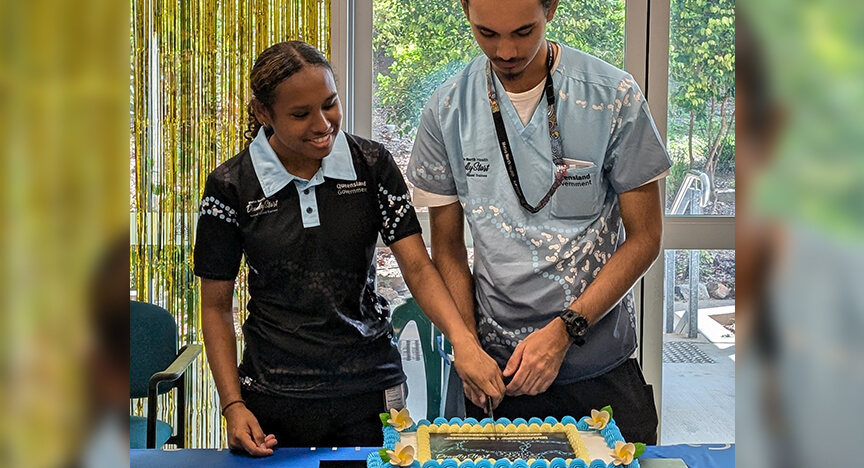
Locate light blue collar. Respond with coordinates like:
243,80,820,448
249,126,356,198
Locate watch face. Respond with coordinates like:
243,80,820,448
574,317,589,336
562,309,588,338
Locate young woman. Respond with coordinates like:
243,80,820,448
195,41,503,456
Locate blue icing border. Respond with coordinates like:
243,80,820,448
367,416,640,468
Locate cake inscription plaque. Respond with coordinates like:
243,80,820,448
428,431,575,461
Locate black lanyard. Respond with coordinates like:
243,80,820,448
485,41,567,214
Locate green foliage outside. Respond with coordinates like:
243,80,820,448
373,0,477,135
667,0,735,204
373,0,625,137
373,0,735,211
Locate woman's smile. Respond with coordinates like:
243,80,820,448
308,131,334,149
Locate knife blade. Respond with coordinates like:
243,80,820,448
485,396,496,438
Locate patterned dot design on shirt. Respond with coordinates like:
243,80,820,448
199,196,238,226
412,160,452,183
478,314,535,347
265,258,390,335
466,198,617,302
606,77,641,135
466,197,621,347
624,293,637,330
378,185,414,244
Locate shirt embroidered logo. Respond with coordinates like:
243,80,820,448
336,181,367,195
464,158,491,177
563,173,593,187
246,197,278,217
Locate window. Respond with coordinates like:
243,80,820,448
371,0,626,185
665,0,735,216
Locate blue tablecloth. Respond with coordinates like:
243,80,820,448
131,446,376,467
643,444,734,468
131,444,734,468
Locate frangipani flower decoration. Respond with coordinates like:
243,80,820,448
385,442,415,466
610,440,636,466
585,408,611,430
386,407,413,432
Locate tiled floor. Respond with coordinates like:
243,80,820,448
660,333,735,444
661,305,735,444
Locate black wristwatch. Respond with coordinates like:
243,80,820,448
558,308,589,346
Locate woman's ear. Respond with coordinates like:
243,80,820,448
251,99,270,127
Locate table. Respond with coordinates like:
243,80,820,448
131,444,734,468
643,444,734,468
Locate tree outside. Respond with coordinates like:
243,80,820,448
666,0,735,215
372,0,735,214
373,0,625,141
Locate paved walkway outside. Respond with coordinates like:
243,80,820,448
660,305,735,445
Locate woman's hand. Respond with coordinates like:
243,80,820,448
224,403,278,457
451,339,506,410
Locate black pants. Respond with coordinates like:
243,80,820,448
242,388,386,447
465,358,658,445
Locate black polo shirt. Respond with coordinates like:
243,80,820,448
194,128,421,398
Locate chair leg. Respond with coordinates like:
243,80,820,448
176,374,186,448
147,386,158,449
166,376,187,448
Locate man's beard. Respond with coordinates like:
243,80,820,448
493,61,525,82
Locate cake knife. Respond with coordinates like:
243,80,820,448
485,396,496,437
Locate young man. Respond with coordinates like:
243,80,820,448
407,0,671,444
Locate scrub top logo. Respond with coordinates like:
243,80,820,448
336,181,367,195
246,197,278,217
563,172,593,187
464,157,490,178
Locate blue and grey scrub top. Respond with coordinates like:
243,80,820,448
408,44,672,382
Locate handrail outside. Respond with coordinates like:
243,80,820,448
665,170,712,338
669,170,711,215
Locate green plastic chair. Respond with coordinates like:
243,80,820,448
390,297,452,420
130,301,202,448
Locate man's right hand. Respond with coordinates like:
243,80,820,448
224,403,278,457
451,339,506,410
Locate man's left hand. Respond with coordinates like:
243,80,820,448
502,318,570,396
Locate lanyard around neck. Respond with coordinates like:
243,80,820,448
485,41,567,214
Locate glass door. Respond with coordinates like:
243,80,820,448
640,0,736,445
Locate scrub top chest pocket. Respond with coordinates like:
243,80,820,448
550,164,603,219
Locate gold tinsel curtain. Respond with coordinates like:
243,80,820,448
131,0,330,449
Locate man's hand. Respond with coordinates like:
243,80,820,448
224,404,278,457
451,339,506,409
502,318,571,396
